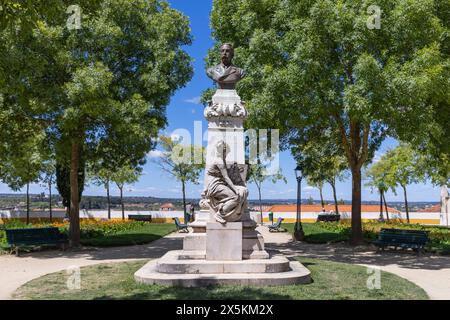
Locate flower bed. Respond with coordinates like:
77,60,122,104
0,219,175,251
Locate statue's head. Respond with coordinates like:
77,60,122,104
215,140,230,159
220,43,234,66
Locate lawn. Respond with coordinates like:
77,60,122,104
284,222,450,254
13,258,428,300
0,220,176,252
79,223,176,247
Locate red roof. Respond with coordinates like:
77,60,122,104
265,204,400,213
417,204,440,213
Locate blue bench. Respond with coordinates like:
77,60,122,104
268,218,286,232
373,228,429,255
173,218,189,233
128,214,152,222
5,227,68,256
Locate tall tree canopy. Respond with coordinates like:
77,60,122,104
0,0,193,245
155,135,204,222
207,0,449,243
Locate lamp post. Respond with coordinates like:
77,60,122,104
293,165,305,241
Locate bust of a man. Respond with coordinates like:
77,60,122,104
207,43,246,90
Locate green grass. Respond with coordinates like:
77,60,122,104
0,222,176,253
284,223,349,243
79,223,176,247
283,222,450,254
13,258,428,300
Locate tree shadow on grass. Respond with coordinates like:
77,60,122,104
267,241,450,271
93,285,294,300
13,233,183,260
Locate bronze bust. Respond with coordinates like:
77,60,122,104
207,43,246,90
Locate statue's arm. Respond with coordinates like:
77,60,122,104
219,165,238,194
206,66,215,80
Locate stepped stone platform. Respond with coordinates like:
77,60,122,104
135,250,311,287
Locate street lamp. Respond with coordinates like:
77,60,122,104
293,165,305,241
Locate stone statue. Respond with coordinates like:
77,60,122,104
207,43,246,90
200,140,248,224
441,186,449,226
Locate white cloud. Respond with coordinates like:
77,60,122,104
304,186,316,191
184,96,201,105
147,150,164,158
373,151,385,163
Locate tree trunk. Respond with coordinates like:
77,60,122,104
120,186,125,220
258,185,263,225
402,184,410,223
350,167,363,245
106,180,111,220
319,185,324,208
49,180,53,222
330,180,339,215
382,192,389,221
26,182,30,224
69,140,81,247
379,190,384,222
182,181,187,223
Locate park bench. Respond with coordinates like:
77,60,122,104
268,217,286,232
373,228,429,255
173,217,189,233
128,214,152,222
5,227,68,256
317,214,341,222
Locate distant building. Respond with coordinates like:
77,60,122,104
264,204,400,214
417,204,440,213
160,203,174,211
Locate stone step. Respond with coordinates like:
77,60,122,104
155,251,289,274
135,259,311,287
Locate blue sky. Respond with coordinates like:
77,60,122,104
0,0,441,202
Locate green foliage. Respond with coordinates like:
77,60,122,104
0,220,176,250
111,162,142,191
207,0,450,242
0,0,193,244
55,159,85,209
285,221,450,254
156,135,204,186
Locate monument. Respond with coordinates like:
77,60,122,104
134,43,310,286
441,186,449,227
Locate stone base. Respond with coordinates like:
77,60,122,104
183,233,206,251
134,250,311,287
206,222,242,261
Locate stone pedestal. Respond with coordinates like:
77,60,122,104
206,222,242,261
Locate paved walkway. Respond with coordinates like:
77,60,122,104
1,227,449,300
0,232,184,300
259,227,450,300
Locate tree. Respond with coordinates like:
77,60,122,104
41,158,56,221
207,0,448,244
306,178,325,209
91,167,113,219
155,136,204,223
55,156,86,219
111,162,142,220
1,133,46,223
382,144,423,223
1,0,193,246
247,161,286,224
365,160,391,221
293,135,348,215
